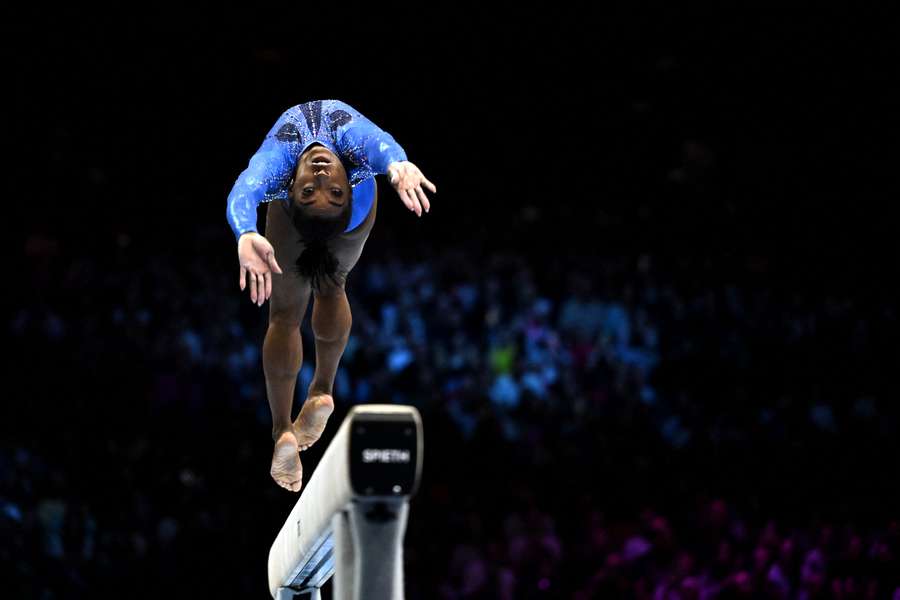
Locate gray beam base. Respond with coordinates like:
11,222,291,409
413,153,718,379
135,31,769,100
332,500,409,600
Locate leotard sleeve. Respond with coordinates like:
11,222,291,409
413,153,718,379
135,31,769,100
331,100,408,177
225,110,299,242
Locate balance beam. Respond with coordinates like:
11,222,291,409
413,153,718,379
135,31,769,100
267,404,423,599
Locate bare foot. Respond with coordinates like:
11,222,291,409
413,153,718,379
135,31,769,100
292,392,335,451
271,430,303,492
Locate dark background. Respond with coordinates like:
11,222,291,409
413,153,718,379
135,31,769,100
5,10,899,599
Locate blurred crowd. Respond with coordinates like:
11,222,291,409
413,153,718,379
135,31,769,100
4,216,899,598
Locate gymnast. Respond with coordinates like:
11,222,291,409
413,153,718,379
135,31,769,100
225,99,436,492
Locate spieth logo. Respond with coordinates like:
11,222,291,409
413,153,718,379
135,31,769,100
362,448,411,464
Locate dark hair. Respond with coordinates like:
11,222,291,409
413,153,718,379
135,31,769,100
289,189,353,293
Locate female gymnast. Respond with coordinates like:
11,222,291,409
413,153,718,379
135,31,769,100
225,99,436,492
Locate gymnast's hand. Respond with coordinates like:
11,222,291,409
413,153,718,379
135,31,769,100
237,232,283,306
387,161,437,217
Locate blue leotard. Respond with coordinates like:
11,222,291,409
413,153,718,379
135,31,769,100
226,99,408,242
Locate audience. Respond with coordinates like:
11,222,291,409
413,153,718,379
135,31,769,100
4,223,898,597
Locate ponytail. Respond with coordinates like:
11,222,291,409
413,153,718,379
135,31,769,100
288,193,353,293
294,237,343,293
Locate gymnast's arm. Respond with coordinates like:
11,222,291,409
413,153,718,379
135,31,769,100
332,100,436,216
331,100,409,176
225,113,298,243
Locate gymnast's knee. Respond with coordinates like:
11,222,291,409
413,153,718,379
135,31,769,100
312,273,348,298
267,305,304,329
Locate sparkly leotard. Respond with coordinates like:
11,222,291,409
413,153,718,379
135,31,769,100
225,99,408,242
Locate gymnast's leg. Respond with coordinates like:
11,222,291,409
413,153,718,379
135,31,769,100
291,278,348,450
263,278,311,492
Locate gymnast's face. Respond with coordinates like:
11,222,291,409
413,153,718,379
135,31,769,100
290,144,351,215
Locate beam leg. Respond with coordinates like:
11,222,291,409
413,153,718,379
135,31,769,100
331,508,356,600
347,501,409,600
